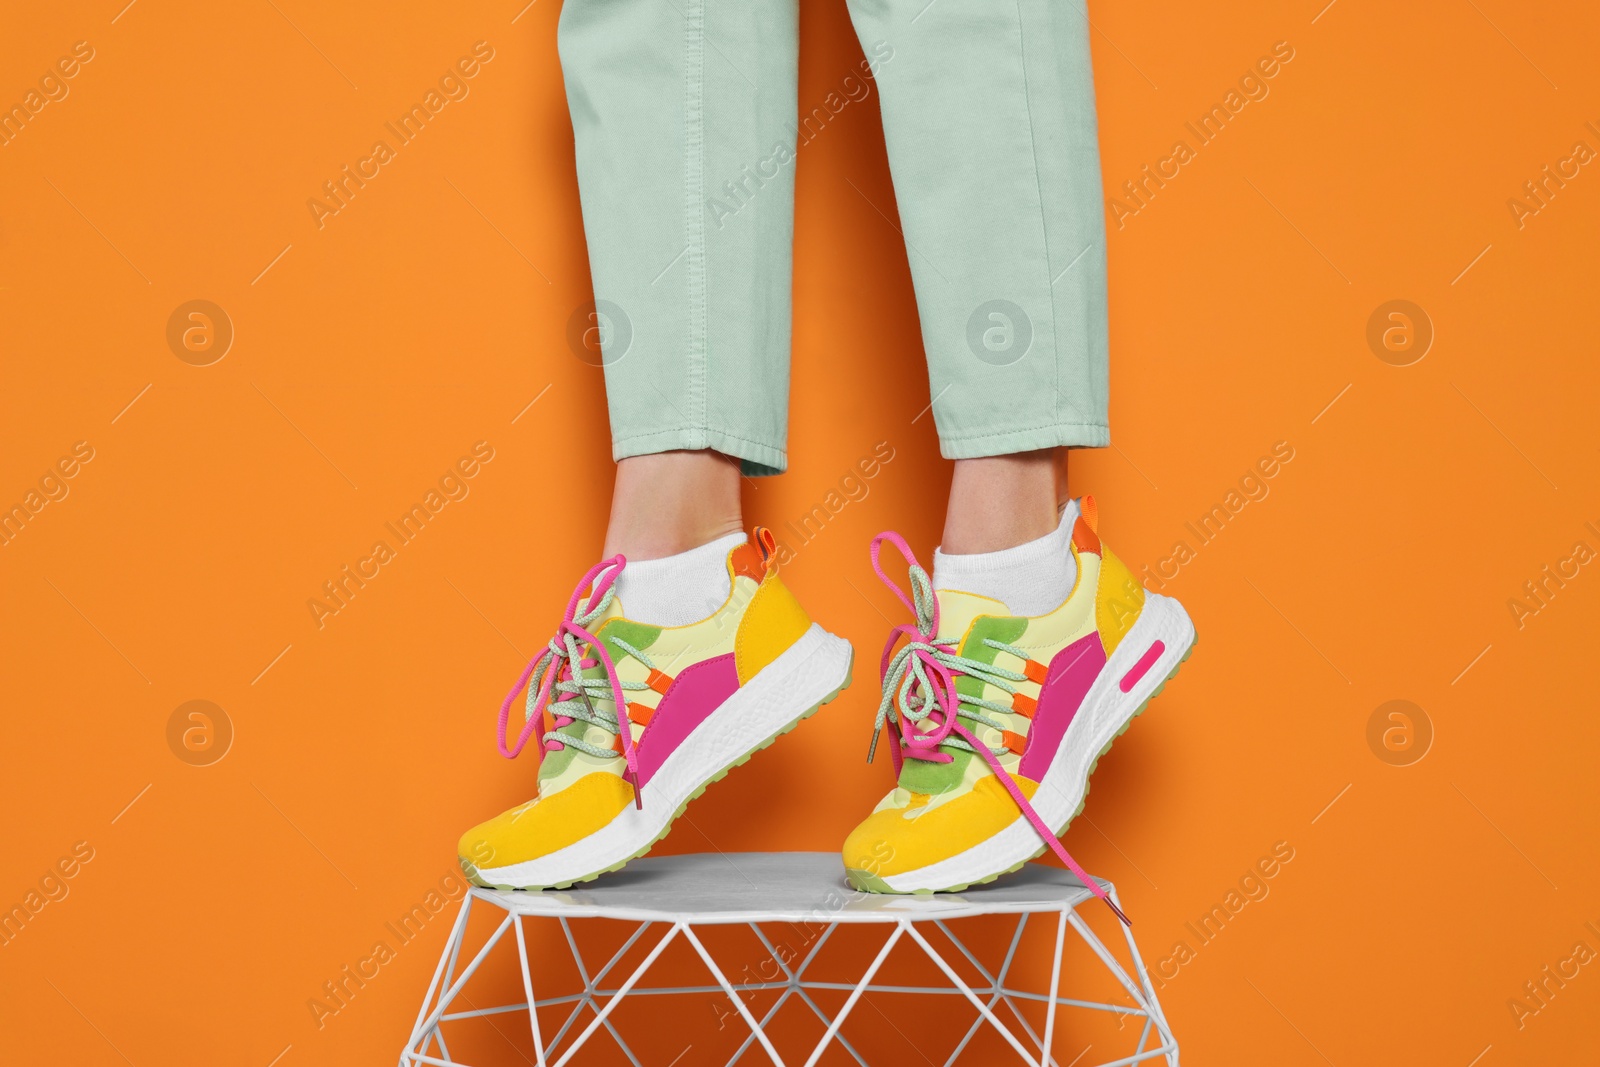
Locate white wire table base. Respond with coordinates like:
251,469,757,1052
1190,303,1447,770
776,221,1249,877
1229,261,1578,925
399,853,1178,1067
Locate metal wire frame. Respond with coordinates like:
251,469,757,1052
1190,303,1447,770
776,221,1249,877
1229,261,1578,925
399,887,1178,1067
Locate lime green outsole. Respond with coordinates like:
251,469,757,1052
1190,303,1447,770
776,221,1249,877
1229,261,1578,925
845,631,1198,895
465,658,855,892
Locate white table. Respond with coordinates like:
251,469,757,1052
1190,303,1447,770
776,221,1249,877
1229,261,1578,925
400,851,1178,1067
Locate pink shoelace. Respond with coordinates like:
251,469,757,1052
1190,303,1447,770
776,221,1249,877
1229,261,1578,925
868,532,1131,926
495,555,645,809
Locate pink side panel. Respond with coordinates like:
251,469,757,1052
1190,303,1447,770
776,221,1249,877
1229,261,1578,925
634,653,740,787
1017,633,1106,781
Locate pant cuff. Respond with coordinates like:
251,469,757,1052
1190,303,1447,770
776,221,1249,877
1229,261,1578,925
612,426,788,477
939,422,1109,459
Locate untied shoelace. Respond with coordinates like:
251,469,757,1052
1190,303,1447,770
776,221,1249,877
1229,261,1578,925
495,556,657,810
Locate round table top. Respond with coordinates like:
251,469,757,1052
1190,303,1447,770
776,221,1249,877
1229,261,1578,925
475,851,1109,924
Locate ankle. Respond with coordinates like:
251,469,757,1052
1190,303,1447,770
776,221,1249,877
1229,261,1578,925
603,451,744,560
940,451,1060,555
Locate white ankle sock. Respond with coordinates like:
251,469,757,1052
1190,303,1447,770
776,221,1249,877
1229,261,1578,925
932,500,1080,617
611,531,746,626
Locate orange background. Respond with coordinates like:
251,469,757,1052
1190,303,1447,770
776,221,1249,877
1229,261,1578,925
3,1,1598,1064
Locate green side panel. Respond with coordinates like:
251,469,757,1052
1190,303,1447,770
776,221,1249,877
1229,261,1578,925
897,747,975,795
537,619,663,781
598,618,664,658
895,615,1026,795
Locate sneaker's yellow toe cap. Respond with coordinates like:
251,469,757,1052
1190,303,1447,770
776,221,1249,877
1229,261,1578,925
458,772,634,883
842,775,1039,891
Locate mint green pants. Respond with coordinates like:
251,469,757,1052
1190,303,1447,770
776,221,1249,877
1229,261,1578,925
559,0,1108,475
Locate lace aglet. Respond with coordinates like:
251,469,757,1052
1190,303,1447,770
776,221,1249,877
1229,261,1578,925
1104,896,1131,927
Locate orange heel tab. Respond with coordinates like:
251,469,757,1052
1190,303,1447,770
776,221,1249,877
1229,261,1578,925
754,527,778,575
1080,494,1099,533
1070,495,1102,555
730,527,780,583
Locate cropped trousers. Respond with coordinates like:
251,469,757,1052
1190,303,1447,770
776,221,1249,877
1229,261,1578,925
559,0,1108,475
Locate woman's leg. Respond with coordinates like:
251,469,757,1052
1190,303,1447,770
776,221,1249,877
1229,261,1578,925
457,2,858,895
559,0,801,480
844,0,1107,551
836,8,1197,906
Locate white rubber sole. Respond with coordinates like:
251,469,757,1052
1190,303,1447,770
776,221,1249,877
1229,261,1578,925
873,592,1196,893
472,624,854,890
